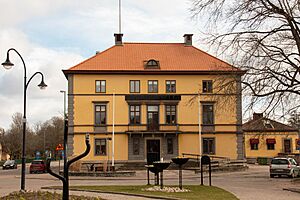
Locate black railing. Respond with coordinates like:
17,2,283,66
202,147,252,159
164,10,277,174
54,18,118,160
127,124,179,132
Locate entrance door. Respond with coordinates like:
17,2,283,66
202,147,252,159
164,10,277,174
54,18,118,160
284,139,291,154
147,105,159,131
146,140,160,164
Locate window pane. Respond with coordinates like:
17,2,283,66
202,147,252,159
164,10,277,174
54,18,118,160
203,105,214,125
148,106,158,112
135,81,140,93
130,81,135,92
95,112,101,125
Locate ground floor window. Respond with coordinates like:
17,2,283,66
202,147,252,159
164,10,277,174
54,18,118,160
167,138,173,154
250,138,259,150
133,137,140,155
202,138,215,154
95,139,106,155
266,138,276,150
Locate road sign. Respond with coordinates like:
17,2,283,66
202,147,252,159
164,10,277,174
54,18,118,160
56,144,64,151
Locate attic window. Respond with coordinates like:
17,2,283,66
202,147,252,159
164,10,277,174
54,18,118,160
145,59,160,69
263,120,274,129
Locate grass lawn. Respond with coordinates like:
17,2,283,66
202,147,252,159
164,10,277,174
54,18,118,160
70,185,238,200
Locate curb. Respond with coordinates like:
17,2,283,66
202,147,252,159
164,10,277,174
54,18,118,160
42,187,180,200
283,187,300,194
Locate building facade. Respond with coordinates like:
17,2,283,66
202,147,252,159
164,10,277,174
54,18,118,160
243,113,300,162
63,34,245,164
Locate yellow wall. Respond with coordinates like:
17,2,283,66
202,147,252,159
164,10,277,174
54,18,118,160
72,74,238,132
73,134,128,161
178,133,238,159
71,74,240,160
245,131,300,158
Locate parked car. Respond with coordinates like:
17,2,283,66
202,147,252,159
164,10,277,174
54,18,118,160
29,160,47,174
2,160,17,170
270,157,300,178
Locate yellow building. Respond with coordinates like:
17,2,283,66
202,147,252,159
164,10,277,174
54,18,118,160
243,113,300,163
63,34,245,165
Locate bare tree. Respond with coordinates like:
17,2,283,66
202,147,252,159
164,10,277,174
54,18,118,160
190,0,300,118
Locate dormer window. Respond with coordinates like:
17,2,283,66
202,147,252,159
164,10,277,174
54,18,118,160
145,59,160,69
263,120,274,129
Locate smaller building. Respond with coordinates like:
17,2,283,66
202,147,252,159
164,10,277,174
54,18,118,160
243,113,300,163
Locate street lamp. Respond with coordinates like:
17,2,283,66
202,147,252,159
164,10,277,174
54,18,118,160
60,90,67,173
2,48,47,191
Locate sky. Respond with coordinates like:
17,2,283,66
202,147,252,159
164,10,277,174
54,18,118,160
0,0,210,130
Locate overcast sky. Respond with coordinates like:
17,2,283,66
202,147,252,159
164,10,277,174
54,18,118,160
0,0,213,130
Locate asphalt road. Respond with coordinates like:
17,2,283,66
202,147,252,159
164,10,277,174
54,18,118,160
0,164,300,200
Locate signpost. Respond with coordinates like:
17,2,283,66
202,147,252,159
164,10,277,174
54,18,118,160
201,155,212,186
56,144,64,172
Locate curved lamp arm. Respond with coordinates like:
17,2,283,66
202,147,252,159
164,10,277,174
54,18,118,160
46,158,66,184
26,71,47,90
67,133,91,168
5,48,27,75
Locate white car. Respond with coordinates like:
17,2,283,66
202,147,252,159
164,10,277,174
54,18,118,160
270,157,300,178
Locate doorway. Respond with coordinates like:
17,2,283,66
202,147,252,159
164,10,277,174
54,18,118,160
146,140,160,164
283,139,291,154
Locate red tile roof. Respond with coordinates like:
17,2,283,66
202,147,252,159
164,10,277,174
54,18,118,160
243,117,297,132
65,43,243,73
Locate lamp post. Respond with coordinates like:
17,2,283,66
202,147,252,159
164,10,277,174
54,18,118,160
60,90,67,172
2,48,47,191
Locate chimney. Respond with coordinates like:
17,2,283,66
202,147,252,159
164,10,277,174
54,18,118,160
114,33,123,45
183,34,193,46
253,113,263,120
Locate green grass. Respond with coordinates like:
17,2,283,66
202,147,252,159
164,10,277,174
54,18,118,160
70,185,238,200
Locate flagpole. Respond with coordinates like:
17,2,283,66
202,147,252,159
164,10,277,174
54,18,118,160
198,94,202,163
119,0,121,33
112,90,115,169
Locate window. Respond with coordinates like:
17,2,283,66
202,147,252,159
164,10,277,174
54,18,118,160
202,104,214,125
167,138,173,154
202,80,213,93
267,143,275,150
203,138,215,154
130,80,140,93
251,143,258,150
129,105,141,124
148,80,158,93
250,139,259,150
96,80,106,93
95,105,106,125
165,105,176,124
133,138,140,155
166,80,176,93
95,139,106,155
266,139,276,150
145,59,159,68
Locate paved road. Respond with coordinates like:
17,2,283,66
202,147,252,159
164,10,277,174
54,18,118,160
0,164,299,200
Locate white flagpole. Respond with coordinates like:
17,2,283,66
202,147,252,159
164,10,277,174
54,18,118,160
119,0,121,33
112,90,115,168
198,94,202,163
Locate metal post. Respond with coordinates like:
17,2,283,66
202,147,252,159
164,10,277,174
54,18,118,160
209,162,212,186
201,161,203,185
179,165,182,189
147,168,150,185
63,119,68,199
160,171,163,189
